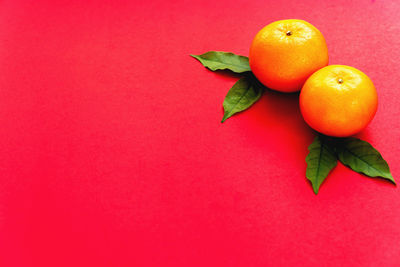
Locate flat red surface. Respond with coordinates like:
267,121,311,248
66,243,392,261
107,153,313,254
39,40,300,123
1,0,400,266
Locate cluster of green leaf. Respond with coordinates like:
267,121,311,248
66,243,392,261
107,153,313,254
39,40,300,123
191,51,264,122
192,51,395,194
306,135,395,194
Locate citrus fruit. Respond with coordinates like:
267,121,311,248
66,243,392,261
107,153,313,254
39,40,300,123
300,65,378,137
249,19,329,92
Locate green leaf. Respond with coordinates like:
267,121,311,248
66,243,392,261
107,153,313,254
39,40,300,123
337,137,395,184
191,51,251,73
305,135,338,194
221,77,262,123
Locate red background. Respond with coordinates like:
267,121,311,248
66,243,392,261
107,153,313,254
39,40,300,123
1,0,400,266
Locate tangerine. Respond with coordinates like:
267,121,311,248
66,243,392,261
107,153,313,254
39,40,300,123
249,19,329,92
300,65,378,137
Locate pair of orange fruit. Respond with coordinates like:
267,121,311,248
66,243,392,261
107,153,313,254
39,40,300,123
249,19,377,137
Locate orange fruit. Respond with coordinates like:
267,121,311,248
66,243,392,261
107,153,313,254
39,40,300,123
300,65,378,137
249,19,329,92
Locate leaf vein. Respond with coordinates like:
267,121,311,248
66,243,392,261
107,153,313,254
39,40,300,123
343,147,387,176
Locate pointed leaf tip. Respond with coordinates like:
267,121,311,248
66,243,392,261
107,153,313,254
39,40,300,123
305,135,338,194
313,186,319,195
221,77,262,122
191,51,251,73
337,137,395,184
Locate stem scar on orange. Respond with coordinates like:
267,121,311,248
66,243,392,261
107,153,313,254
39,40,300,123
249,19,329,92
300,65,378,137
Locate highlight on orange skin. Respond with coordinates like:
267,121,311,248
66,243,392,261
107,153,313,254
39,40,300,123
300,65,378,137
249,19,329,92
